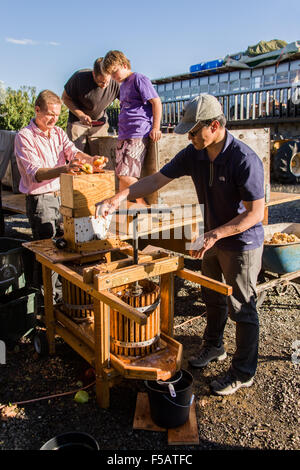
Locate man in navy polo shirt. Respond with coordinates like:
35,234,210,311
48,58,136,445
95,94,265,396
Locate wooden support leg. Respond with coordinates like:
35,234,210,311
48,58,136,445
160,272,175,336
94,300,110,408
41,264,56,354
263,206,269,225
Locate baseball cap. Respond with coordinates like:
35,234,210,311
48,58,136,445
174,94,223,134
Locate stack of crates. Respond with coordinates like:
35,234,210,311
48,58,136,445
0,238,41,348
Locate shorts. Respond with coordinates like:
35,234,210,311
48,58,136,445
66,120,109,154
115,137,149,178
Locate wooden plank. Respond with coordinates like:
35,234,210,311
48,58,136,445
95,256,184,290
82,252,163,283
176,268,233,296
133,392,166,432
33,254,148,326
160,273,174,336
60,205,106,219
60,171,115,215
24,238,131,262
94,300,110,408
110,333,182,381
133,393,200,445
160,332,183,371
1,190,26,214
100,302,110,366
266,191,300,207
98,290,148,325
82,252,166,284
256,270,300,293
42,264,55,354
55,309,95,350
74,237,126,253
23,239,87,263
109,354,167,380
62,215,76,251
55,324,95,366
230,128,270,197
167,401,199,445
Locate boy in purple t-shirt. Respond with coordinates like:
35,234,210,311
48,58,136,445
103,50,162,204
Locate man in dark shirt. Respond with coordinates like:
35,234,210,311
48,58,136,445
95,94,265,396
62,58,120,154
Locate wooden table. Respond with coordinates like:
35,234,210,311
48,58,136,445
263,191,300,224
1,189,26,214
2,189,299,215
266,191,300,207
24,239,232,408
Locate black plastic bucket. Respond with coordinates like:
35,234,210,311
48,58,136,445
145,369,194,428
40,432,99,450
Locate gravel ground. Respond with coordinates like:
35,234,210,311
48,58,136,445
0,184,299,452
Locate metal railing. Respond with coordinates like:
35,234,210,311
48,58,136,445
107,107,119,131
161,85,300,126
107,85,300,130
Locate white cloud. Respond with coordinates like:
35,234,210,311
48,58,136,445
5,38,60,46
6,37,37,45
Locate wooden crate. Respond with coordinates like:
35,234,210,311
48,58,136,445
60,171,115,217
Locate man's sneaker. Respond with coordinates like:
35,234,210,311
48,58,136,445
188,345,227,368
210,371,254,396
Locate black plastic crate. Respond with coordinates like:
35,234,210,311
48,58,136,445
0,286,40,345
0,237,34,295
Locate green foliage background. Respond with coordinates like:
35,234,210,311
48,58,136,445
0,86,69,131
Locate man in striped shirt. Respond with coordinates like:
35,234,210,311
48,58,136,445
15,89,106,298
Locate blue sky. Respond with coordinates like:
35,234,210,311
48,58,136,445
0,0,299,96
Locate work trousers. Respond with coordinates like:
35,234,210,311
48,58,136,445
67,121,109,155
201,244,263,381
26,194,63,300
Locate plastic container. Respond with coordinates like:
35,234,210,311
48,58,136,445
0,237,34,295
263,223,300,274
0,286,40,346
145,369,194,428
190,59,223,73
40,432,99,450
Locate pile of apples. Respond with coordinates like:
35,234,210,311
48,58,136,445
81,156,108,174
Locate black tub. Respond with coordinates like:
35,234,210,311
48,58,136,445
40,432,99,450
145,369,194,428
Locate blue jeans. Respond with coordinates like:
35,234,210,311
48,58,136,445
201,245,263,381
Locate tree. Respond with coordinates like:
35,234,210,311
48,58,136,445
0,86,36,131
56,103,68,131
0,86,69,131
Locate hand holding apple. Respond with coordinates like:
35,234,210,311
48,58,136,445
93,156,108,172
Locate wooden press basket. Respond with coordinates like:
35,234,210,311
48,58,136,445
61,278,94,322
110,279,161,358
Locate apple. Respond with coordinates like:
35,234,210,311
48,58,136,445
93,156,108,170
81,163,93,174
